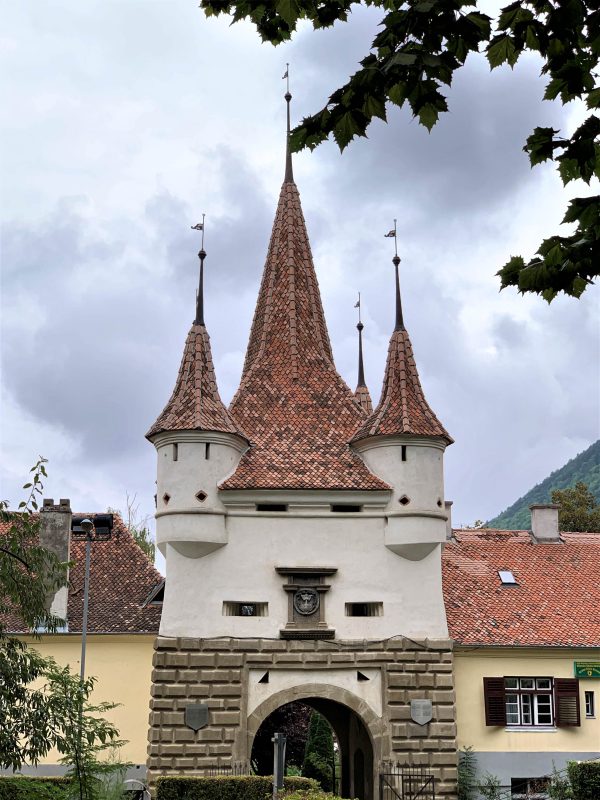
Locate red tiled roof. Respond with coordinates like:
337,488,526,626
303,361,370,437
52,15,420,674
352,328,452,444
147,323,242,440
443,529,600,647
1,515,162,634
354,385,373,415
221,181,389,491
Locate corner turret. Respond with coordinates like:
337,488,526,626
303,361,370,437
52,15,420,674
351,231,452,559
147,230,247,559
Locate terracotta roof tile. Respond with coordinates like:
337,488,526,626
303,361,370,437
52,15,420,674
443,528,600,647
1,515,162,634
352,328,452,444
221,182,388,492
354,385,373,415
147,323,242,440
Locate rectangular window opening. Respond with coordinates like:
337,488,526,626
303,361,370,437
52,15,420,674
498,569,518,585
401,445,407,462
345,602,383,617
256,503,288,512
511,777,550,799
585,691,595,718
504,677,554,727
205,442,210,460
222,602,268,617
172,443,178,462
330,504,362,513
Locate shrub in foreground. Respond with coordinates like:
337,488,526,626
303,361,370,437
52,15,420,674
0,776,70,799
568,761,600,800
156,775,316,800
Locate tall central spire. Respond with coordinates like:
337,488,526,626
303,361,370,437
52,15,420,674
220,85,388,492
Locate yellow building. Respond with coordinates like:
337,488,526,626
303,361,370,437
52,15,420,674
1,502,162,781
444,509,600,795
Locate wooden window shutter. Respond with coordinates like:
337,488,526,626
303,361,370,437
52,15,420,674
483,677,506,726
555,678,580,727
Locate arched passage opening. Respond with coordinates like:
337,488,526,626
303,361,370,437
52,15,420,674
248,689,378,800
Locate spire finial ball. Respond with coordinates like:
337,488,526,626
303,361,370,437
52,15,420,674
393,255,400,267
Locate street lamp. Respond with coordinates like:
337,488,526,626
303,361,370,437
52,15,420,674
78,518,94,681
71,514,114,680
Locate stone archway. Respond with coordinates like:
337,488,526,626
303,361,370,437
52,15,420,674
246,685,383,800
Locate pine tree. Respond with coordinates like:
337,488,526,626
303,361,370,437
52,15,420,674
301,711,334,792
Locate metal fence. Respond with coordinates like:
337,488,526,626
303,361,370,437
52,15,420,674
379,763,436,800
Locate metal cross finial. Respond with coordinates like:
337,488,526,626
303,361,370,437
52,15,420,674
192,214,206,325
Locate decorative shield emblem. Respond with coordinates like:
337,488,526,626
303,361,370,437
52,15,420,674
185,703,209,731
293,587,319,615
410,699,433,726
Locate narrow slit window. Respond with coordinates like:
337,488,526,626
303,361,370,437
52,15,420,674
256,503,288,512
401,445,407,462
330,504,362,513
345,602,383,617
222,601,268,617
205,442,210,460
172,443,178,461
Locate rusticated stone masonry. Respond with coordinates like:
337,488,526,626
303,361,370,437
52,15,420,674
147,636,457,798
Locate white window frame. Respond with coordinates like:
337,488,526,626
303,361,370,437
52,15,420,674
505,677,554,727
585,690,595,718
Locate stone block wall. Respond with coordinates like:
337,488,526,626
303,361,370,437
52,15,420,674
147,636,457,798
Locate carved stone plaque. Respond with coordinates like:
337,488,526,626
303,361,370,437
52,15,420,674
185,703,209,731
410,699,433,726
293,587,319,616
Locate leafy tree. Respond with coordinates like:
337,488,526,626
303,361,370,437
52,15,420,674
108,492,155,563
0,458,69,770
477,772,503,800
0,460,123,798
44,664,125,800
251,701,311,775
201,1,600,301
301,711,334,792
551,481,600,531
457,746,478,800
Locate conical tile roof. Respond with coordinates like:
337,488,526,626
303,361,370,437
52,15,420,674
352,327,453,444
354,384,373,415
221,181,388,491
146,323,242,439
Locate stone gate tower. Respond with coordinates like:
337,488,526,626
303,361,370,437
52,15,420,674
146,94,458,798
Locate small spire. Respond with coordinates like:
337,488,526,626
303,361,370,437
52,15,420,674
283,63,294,184
385,219,404,331
192,214,206,325
355,293,366,387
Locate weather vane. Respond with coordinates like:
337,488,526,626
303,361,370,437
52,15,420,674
191,214,206,325
191,213,206,250
354,292,362,324
384,219,398,257
282,62,290,94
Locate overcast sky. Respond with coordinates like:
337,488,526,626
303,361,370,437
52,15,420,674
1,1,599,566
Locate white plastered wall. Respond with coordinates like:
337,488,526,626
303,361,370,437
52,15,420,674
159,510,448,640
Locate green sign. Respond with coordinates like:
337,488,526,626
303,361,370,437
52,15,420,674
574,661,600,678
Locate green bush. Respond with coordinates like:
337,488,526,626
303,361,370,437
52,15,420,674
156,775,317,800
280,791,345,800
567,761,600,800
0,776,70,799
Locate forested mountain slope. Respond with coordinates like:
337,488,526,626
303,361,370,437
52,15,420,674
487,440,600,530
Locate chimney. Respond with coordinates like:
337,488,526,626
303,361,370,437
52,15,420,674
39,499,72,622
445,500,453,540
530,504,560,542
